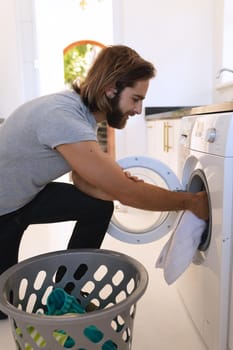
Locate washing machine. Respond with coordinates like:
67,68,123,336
176,112,233,350
107,111,233,350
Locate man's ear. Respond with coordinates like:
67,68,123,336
105,87,118,99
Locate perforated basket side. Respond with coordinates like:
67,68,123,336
0,249,148,350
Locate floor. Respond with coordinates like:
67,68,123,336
0,222,207,350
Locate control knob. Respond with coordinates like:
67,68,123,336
206,127,216,143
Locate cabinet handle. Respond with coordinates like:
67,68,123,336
163,122,167,152
163,122,172,152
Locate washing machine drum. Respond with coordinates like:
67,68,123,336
107,156,184,244
186,169,212,253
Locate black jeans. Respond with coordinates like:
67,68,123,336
0,182,114,276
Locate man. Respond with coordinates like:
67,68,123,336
0,45,208,318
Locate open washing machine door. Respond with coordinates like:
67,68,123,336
107,156,184,244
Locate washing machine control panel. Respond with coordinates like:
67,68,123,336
190,112,233,156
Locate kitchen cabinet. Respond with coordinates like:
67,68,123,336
146,118,181,176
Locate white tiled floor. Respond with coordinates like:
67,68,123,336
0,223,207,349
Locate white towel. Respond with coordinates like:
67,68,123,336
155,210,207,285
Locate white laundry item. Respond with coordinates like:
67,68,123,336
155,210,207,285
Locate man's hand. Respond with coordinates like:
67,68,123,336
191,191,209,221
123,170,144,182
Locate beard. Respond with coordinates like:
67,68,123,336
106,95,128,129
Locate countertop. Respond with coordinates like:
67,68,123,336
145,101,233,121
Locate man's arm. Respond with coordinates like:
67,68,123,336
56,141,209,221
71,168,144,201
71,170,115,201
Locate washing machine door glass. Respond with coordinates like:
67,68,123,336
108,156,184,244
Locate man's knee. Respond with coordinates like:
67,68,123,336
103,200,114,218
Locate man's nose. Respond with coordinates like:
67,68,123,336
134,101,143,115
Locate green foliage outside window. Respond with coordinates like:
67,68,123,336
64,43,98,87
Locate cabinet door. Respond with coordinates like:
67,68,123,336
146,118,181,175
146,119,163,159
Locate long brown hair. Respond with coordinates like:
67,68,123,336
72,45,156,114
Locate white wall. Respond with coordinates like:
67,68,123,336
213,0,233,103
114,0,214,106
0,0,40,117
113,0,215,159
0,0,23,117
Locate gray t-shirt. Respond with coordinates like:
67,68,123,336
0,90,98,215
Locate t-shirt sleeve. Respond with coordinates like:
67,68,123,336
36,109,98,149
